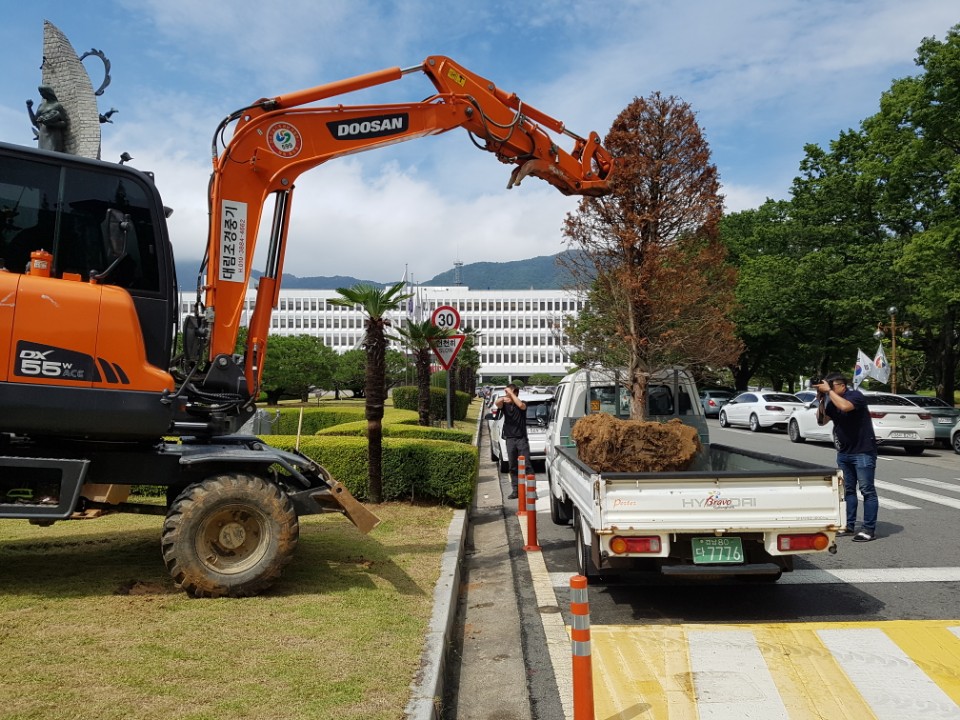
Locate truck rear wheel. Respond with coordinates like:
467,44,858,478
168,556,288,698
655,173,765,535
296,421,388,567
161,473,299,598
549,474,572,526
573,510,600,581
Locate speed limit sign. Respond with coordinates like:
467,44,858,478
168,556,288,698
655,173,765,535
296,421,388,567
431,305,460,330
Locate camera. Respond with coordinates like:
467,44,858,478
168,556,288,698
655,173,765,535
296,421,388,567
809,377,822,387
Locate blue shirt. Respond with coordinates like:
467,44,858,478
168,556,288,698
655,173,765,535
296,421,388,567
825,388,876,455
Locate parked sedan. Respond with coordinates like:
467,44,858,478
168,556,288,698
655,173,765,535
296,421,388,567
787,391,935,455
718,391,806,432
951,418,960,454
899,394,960,446
699,389,733,417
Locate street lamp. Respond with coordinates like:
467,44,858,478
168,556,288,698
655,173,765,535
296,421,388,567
873,305,912,393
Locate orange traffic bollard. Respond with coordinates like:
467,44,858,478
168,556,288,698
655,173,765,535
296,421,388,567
524,473,541,552
516,455,528,515
570,575,595,720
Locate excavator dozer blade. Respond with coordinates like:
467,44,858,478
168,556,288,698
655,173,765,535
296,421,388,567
300,467,381,534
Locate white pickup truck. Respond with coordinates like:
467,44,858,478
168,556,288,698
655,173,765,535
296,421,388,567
544,368,845,582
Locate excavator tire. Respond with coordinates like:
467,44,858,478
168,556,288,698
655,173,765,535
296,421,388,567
161,473,299,598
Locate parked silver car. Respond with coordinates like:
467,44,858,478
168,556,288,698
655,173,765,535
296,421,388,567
699,389,733,418
787,391,935,455
899,394,960,446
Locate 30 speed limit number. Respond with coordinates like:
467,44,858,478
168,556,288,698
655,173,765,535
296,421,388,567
431,305,460,330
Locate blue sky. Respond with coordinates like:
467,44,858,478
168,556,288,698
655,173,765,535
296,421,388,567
1,1,957,283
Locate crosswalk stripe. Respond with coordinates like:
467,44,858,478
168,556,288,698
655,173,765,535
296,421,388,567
880,496,920,509
876,480,960,509
900,477,960,493
590,623,960,719
818,627,960,719
688,629,788,718
884,623,960,708
756,624,874,719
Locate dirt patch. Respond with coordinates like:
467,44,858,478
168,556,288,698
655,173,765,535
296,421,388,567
571,413,701,472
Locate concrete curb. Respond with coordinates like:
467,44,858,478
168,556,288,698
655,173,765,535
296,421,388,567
405,412,482,719
405,508,468,719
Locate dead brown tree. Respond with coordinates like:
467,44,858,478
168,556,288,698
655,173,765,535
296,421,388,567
562,92,742,418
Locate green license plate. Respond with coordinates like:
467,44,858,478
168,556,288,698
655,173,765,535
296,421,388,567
692,537,744,564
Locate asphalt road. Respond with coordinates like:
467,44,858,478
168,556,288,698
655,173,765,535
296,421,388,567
535,419,960,624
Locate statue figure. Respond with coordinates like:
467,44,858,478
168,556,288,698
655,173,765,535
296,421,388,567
26,85,69,152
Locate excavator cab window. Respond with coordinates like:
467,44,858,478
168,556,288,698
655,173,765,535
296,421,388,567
0,153,160,293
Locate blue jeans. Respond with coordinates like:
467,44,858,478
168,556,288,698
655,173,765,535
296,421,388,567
837,451,878,534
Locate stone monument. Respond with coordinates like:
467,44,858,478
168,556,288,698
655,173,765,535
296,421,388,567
26,20,114,158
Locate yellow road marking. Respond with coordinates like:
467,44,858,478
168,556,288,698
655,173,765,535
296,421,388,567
588,621,960,719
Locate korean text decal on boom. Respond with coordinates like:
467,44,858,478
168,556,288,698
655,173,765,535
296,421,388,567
327,114,409,140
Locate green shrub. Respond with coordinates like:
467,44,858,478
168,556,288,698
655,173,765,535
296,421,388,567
272,406,365,434
317,421,473,444
389,386,471,422
391,386,418,411
265,435,477,506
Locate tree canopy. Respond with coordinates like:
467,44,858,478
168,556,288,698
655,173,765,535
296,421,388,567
723,24,960,398
562,92,740,417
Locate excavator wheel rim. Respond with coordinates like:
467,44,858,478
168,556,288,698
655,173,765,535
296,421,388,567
194,501,271,576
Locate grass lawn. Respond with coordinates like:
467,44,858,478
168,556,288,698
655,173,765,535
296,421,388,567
0,500,454,720
0,395,482,719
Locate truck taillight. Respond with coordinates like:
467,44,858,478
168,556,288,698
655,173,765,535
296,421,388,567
778,533,829,551
609,536,661,554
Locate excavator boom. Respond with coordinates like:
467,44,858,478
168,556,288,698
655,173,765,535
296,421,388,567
193,55,613,403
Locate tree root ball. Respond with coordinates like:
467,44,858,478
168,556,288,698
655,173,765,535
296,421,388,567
570,413,701,473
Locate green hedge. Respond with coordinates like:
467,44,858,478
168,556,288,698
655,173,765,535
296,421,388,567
317,421,473,444
266,434,477,506
391,386,473,422
271,406,421,435
271,406,366,434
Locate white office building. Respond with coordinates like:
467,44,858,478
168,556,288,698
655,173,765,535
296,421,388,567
179,286,585,381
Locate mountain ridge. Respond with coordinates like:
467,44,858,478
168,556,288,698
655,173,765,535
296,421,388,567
175,252,577,291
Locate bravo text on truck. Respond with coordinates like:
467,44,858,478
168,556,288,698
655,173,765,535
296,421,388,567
544,368,845,582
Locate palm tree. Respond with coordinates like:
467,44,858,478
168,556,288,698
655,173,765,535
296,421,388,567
330,281,411,503
396,320,453,426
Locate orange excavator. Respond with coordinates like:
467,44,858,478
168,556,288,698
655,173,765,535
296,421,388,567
0,56,613,596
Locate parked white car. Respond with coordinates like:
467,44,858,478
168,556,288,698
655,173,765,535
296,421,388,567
718,391,806,432
487,393,553,472
787,390,935,455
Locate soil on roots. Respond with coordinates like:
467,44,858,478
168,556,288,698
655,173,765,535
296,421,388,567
570,413,701,472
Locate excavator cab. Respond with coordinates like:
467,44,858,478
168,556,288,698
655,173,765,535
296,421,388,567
0,142,179,440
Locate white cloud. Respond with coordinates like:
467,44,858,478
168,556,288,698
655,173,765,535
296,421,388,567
2,0,957,282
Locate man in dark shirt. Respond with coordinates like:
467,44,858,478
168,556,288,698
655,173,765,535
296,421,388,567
495,384,529,500
815,372,879,542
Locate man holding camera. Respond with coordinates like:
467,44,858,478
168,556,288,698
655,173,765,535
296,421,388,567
495,384,529,500
814,372,879,542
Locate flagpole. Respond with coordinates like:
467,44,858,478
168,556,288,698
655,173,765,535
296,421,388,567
890,314,898,394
